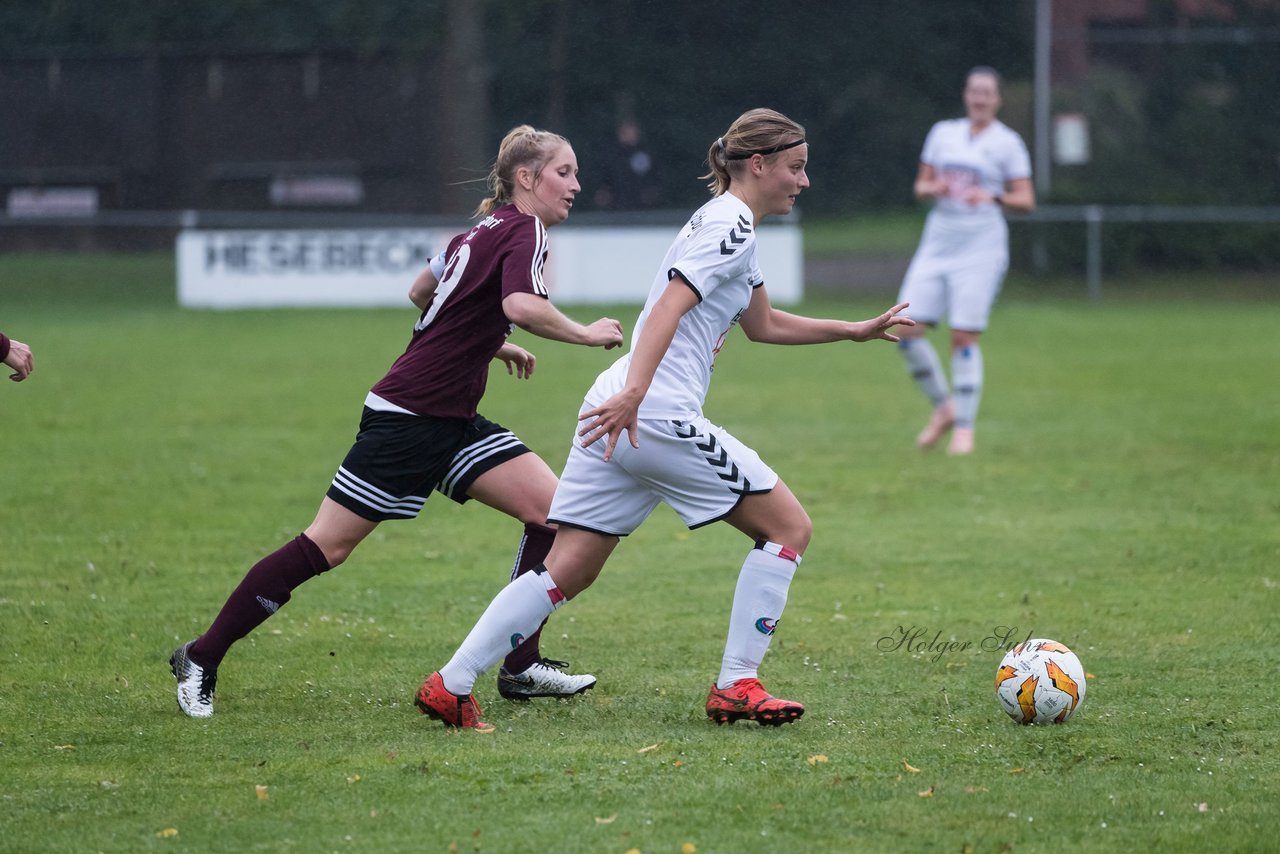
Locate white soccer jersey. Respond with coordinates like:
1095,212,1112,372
899,119,1031,329
584,192,763,420
921,118,1031,222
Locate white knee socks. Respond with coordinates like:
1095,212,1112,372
438,568,565,695
951,343,984,428
900,338,951,407
717,542,800,689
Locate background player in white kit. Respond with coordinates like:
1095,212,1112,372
168,126,623,719
415,108,914,731
896,66,1035,455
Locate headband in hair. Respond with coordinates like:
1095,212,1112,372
725,137,807,161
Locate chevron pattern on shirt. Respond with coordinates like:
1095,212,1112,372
719,216,752,256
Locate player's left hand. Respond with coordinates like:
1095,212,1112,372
848,302,915,343
495,343,536,379
4,338,34,381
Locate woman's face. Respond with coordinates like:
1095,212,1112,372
516,143,580,227
758,143,810,216
964,73,1002,125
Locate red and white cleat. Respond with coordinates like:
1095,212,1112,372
415,672,495,733
706,678,805,727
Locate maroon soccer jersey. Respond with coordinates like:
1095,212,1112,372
370,204,549,418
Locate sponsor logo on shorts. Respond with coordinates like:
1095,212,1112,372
754,617,778,636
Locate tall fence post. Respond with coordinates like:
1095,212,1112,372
1032,0,1053,275
1085,205,1103,302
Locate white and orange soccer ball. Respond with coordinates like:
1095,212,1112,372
995,639,1086,724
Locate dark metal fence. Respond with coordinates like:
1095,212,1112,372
0,51,448,219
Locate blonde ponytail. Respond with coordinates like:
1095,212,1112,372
699,109,806,196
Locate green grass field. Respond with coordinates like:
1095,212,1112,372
2,252,1278,852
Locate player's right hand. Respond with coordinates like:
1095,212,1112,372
927,177,951,200
578,387,641,461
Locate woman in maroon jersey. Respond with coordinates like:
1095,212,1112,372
169,125,624,719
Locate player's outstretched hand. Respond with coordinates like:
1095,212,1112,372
495,343,536,379
577,388,642,462
585,318,625,350
4,338,33,381
848,302,915,343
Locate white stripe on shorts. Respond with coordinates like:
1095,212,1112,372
331,465,427,517
437,431,523,499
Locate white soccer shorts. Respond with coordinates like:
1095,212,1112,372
898,219,1009,332
547,413,778,536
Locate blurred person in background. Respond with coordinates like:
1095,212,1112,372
169,125,624,719
592,118,660,210
0,331,34,381
414,108,913,732
895,66,1034,455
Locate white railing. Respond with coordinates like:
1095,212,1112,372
1012,206,1280,300
6,205,1279,302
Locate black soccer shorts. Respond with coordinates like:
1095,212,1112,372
326,408,529,522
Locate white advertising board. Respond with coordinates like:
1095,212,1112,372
177,223,803,308
544,224,803,304
177,229,452,308
8,187,99,217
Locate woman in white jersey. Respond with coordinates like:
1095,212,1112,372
896,67,1035,455
415,108,913,731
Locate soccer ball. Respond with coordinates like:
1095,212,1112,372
995,639,1086,725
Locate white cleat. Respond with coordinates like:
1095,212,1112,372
170,641,217,718
497,658,597,700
